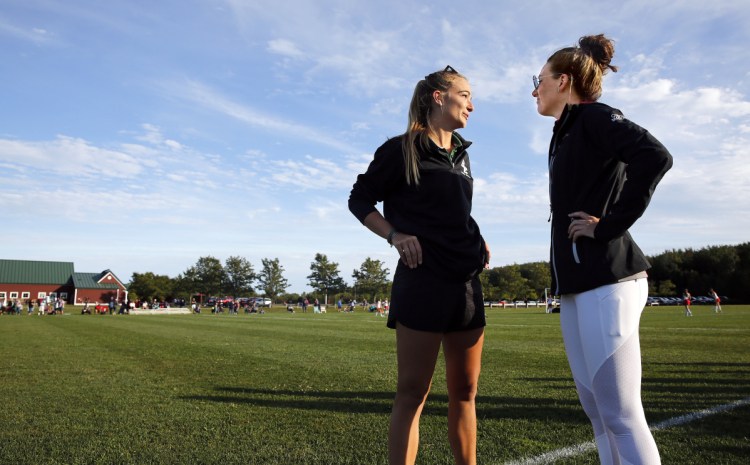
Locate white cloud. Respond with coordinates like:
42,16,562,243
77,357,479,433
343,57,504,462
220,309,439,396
267,38,304,58
308,199,344,220
473,172,548,225
267,155,360,191
528,128,549,155
160,79,360,154
0,18,57,45
0,135,143,178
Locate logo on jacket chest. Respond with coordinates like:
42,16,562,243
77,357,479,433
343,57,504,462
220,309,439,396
459,159,472,179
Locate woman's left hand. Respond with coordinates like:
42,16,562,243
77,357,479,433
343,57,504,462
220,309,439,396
567,211,599,241
392,232,423,269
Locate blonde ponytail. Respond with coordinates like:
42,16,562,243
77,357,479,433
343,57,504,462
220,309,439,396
402,66,464,185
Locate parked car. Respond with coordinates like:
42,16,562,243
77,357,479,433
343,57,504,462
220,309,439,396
646,297,660,306
206,296,234,306
693,296,712,304
251,297,272,307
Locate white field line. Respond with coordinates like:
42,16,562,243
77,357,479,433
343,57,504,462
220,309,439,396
501,396,750,465
651,327,750,332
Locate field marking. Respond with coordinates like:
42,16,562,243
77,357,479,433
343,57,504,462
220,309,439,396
652,327,750,332
500,396,750,465
486,323,560,327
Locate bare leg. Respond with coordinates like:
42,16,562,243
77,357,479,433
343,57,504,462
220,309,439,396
388,324,443,465
444,328,484,465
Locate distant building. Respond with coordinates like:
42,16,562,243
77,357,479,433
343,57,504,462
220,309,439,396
0,259,127,305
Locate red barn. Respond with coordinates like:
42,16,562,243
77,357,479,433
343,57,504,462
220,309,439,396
0,259,128,306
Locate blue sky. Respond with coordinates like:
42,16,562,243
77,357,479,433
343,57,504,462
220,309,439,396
2,0,749,293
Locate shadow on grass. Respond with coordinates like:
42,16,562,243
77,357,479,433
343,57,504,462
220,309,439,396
647,361,750,375
180,361,749,426
181,386,585,422
643,361,750,399
522,361,750,423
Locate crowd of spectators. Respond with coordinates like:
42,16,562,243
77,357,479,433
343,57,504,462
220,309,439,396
1,296,66,315
195,299,265,315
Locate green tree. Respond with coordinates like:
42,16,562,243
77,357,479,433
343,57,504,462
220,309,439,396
649,249,685,296
172,273,197,303
224,256,256,297
307,253,346,305
519,262,550,299
257,258,289,302
127,272,174,302
181,256,226,298
729,242,750,302
352,257,390,302
479,272,499,301
490,264,532,301
655,279,676,296
646,242,749,302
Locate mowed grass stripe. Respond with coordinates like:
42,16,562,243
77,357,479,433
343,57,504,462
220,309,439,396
1,306,748,464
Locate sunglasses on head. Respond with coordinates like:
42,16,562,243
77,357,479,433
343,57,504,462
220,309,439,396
425,65,459,81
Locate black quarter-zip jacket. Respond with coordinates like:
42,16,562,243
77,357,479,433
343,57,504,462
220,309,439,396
549,102,673,295
349,133,487,282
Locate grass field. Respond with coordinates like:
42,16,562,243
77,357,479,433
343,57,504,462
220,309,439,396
1,305,748,464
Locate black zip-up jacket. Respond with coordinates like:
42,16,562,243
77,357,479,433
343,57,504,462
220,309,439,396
349,134,487,282
549,102,672,295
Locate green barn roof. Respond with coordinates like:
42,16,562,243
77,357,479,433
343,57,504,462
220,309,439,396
72,271,121,289
0,259,74,285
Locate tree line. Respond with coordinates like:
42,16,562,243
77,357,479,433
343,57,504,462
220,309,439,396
126,254,393,306
479,242,749,303
126,242,749,306
647,242,749,303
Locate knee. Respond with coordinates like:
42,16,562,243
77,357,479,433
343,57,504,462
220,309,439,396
598,401,646,434
395,381,431,409
447,379,478,403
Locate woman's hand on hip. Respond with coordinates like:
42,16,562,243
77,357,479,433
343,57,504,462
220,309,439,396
567,211,599,241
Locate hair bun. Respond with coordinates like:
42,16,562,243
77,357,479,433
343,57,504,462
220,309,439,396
578,34,618,73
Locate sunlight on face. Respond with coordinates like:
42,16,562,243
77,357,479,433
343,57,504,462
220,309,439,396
443,77,474,129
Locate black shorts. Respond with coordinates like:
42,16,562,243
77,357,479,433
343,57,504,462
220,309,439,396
387,262,485,333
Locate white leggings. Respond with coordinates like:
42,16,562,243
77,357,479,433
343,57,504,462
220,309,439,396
560,279,660,465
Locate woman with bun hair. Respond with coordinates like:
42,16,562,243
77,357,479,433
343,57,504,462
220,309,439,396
532,34,672,464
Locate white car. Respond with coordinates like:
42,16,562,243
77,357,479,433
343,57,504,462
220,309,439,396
252,297,272,307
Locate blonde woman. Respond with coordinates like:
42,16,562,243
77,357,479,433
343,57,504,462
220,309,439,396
349,66,490,465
